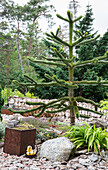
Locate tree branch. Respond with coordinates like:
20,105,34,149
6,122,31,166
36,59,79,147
75,96,100,107
78,106,104,116
74,52,108,67
74,80,108,86
56,14,69,22
28,57,66,67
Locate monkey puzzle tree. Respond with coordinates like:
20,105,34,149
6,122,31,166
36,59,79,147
9,11,108,125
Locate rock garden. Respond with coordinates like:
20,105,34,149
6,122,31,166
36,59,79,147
0,113,108,170
0,2,108,170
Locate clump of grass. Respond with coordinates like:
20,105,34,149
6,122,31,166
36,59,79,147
65,121,108,154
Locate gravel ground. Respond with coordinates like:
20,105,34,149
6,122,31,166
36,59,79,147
0,114,108,170
0,143,108,170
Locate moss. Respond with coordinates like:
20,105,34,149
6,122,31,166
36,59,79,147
13,122,35,130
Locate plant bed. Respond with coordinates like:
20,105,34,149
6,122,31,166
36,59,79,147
3,127,36,156
1,108,14,115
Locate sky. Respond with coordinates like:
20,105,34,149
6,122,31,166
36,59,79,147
14,0,108,36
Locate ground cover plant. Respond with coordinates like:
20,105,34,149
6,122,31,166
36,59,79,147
2,88,37,105
9,10,108,125
100,95,108,113
0,121,5,140
65,122,108,155
35,128,58,143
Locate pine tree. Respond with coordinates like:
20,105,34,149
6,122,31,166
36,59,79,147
74,4,98,97
75,4,96,35
74,5,108,101
9,11,108,125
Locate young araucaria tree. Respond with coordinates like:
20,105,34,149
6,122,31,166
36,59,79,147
9,11,108,125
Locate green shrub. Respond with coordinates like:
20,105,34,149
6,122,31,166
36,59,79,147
36,128,58,142
2,88,37,104
0,122,5,139
100,99,108,113
65,122,108,154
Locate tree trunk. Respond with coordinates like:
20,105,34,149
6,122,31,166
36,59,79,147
17,20,24,75
69,17,75,125
6,50,10,101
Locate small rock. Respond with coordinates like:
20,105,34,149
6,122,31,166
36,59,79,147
16,163,25,168
80,154,87,159
88,153,98,162
71,157,79,162
8,167,18,170
87,165,95,170
30,167,40,170
79,158,90,166
71,162,83,169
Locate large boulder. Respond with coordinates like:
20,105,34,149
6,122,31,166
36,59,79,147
39,137,74,162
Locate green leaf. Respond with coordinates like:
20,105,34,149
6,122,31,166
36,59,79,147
76,141,85,149
94,142,99,154
95,139,100,154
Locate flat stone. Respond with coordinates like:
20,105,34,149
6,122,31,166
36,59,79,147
8,167,18,170
71,162,83,169
87,165,95,170
79,158,90,166
24,168,30,170
76,149,88,154
80,154,88,159
88,153,98,162
30,167,40,170
71,157,79,162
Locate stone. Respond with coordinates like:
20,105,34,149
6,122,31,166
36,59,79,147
24,168,30,170
30,167,40,170
88,153,98,162
87,165,95,170
39,137,74,162
79,158,90,166
71,162,83,169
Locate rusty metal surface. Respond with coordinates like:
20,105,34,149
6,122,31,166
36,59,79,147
3,127,36,156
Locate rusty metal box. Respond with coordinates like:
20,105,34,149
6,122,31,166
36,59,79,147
3,127,36,156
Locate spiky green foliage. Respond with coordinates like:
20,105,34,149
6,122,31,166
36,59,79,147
65,122,108,154
10,10,108,125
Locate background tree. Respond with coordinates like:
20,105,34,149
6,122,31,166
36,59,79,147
22,0,55,58
0,0,55,89
74,5,108,101
28,39,68,99
9,11,108,125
